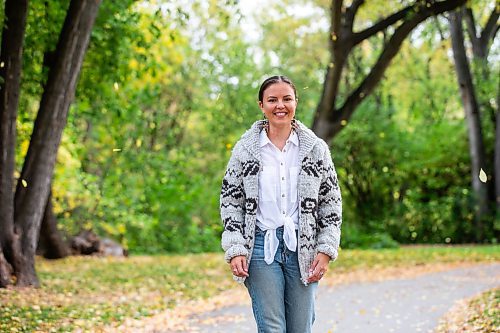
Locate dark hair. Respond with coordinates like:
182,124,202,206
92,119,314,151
258,75,298,102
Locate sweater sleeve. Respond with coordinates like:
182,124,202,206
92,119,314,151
316,141,342,261
220,150,248,263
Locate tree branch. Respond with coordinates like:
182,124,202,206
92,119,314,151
479,6,499,51
463,7,478,39
331,0,343,47
345,0,365,30
351,5,413,45
328,0,467,136
432,15,446,41
463,7,482,56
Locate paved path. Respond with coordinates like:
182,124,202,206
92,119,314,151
172,263,499,333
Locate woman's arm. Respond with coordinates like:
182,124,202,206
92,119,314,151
220,151,248,263
315,141,342,261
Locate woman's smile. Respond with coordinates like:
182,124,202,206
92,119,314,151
273,111,288,117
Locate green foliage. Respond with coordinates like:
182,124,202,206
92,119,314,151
11,0,499,254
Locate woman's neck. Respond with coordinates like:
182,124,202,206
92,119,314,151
266,124,292,151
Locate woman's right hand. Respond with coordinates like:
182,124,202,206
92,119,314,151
229,255,249,277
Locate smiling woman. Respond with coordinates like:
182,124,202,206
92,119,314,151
220,75,343,332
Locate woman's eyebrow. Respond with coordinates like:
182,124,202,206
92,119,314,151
267,94,293,99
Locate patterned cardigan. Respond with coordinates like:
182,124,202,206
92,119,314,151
220,120,342,285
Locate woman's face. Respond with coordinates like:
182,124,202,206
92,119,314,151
259,82,297,129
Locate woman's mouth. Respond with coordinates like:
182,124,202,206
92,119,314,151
273,111,288,117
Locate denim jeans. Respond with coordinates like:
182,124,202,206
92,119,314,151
244,226,318,333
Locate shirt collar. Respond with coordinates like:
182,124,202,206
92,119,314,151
288,130,299,146
259,129,272,147
260,129,299,147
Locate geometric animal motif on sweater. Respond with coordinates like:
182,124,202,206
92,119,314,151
220,119,342,285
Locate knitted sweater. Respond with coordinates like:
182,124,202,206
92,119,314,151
220,120,342,285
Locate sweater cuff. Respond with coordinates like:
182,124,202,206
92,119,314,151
316,244,338,262
224,244,249,263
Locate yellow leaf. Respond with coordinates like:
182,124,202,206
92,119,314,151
21,179,27,187
113,148,122,152
113,82,119,91
341,120,347,126
479,168,487,183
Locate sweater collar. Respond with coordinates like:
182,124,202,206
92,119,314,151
259,127,299,148
240,119,319,163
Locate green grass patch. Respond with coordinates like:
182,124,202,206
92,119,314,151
0,245,498,332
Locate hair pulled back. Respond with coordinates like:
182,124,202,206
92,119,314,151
258,75,297,102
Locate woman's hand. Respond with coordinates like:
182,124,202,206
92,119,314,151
307,252,330,283
229,255,249,277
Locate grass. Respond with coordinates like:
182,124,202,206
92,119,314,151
0,245,498,332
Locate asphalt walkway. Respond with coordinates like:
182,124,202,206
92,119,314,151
172,263,499,333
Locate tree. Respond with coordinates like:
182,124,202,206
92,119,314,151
37,190,70,259
312,0,466,142
0,0,30,288
0,0,102,287
449,4,499,237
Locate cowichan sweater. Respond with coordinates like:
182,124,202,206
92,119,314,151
220,119,342,285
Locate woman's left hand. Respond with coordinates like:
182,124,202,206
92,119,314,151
307,252,330,283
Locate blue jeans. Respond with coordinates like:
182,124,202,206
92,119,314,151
244,226,318,333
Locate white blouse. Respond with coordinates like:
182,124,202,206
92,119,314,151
257,129,300,264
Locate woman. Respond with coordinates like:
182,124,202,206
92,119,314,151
220,75,342,333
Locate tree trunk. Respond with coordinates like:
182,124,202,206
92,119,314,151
0,247,12,287
12,0,102,287
496,92,500,216
0,0,29,287
38,191,69,259
449,10,489,241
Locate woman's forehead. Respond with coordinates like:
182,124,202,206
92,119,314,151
263,82,295,96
